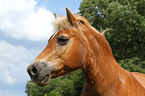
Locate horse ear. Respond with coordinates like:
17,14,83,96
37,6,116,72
66,8,77,26
54,13,57,18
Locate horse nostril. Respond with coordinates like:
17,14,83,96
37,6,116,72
32,66,38,74
28,65,39,77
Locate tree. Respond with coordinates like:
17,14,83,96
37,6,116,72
79,0,145,60
119,57,145,74
47,90,62,96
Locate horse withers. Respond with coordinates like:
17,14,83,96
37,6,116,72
27,8,145,96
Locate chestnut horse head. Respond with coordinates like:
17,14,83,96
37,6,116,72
27,8,113,86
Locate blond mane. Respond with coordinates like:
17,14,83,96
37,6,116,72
53,14,90,32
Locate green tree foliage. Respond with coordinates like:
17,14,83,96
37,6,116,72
47,90,62,96
79,0,145,60
119,57,145,74
26,0,145,95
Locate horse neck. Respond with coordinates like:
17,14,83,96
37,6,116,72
81,26,126,95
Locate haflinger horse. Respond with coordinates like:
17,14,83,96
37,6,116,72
27,8,145,96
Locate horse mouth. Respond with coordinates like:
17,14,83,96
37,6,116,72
37,74,53,86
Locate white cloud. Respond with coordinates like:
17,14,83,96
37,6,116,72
0,0,55,41
0,41,39,84
0,89,26,96
0,40,40,95
5,70,16,84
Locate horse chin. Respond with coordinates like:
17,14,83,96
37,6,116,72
37,74,53,86
36,69,69,86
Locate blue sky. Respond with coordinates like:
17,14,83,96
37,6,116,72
0,0,82,96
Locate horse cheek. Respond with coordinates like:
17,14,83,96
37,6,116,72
67,43,86,69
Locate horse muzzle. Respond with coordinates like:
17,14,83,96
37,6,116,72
27,61,53,86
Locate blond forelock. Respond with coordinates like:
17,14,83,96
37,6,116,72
53,14,90,32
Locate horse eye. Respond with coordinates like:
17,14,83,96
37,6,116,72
57,36,69,46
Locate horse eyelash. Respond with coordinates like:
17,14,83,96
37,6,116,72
79,20,85,24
